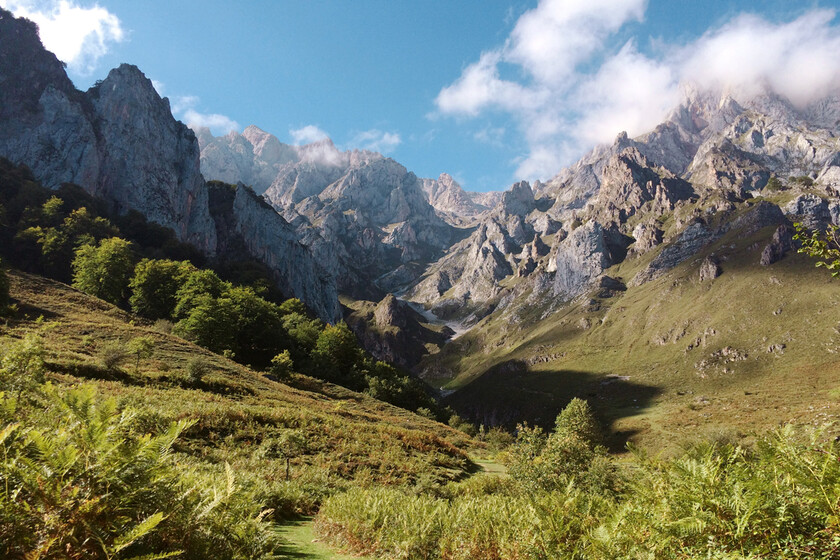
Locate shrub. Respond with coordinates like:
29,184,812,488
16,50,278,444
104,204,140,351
269,350,294,380
99,341,128,371
186,356,212,384
0,331,45,399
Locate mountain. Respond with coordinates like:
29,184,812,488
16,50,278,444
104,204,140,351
0,8,340,321
402,86,840,444
419,173,503,227
199,128,469,297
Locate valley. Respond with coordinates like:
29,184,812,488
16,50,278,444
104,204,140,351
3,3,840,558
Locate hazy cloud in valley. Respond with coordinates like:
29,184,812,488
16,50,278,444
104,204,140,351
1,0,124,74
436,0,840,181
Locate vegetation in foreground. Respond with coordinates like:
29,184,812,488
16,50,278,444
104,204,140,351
316,399,840,560
0,268,474,559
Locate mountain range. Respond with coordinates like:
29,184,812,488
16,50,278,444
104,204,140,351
3,6,840,444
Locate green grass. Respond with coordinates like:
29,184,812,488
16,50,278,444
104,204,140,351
2,269,478,492
276,518,374,560
423,210,840,453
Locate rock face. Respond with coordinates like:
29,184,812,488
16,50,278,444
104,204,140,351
0,9,215,253
206,182,340,321
0,9,342,321
419,173,501,226
760,225,796,266
257,148,459,297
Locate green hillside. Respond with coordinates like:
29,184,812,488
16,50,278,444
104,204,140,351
428,203,840,452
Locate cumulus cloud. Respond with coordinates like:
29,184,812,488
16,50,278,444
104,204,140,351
171,95,239,136
349,129,401,153
290,125,330,145
1,0,124,74
435,1,840,181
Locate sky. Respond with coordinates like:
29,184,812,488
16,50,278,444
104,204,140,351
2,1,840,192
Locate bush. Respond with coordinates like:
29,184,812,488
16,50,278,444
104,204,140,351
186,356,212,384
269,350,294,380
99,341,128,371
0,385,282,559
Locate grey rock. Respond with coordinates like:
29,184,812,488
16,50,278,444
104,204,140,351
699,256,722,282
631,222,718,286
784,194,833,230
552,221,615,298
760,224,796,266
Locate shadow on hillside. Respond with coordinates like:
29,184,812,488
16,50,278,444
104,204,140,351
445,360,661,453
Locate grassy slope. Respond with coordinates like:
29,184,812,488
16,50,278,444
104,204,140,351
429,215,840,453
3,270,476,490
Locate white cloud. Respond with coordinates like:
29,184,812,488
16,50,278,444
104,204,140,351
435,1,840,181
150,79,165,96
349,129,401,153
170,95,239,135
289,125,330,145
1,0,124,75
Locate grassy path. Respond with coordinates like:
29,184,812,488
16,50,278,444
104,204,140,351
275,518,373,560
275,456,504,559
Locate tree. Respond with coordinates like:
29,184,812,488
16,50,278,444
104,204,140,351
257,430,307,480
173,268,227,320
173,294,238,354
554,397,602,445
312,322,362,384
794,222,840,276
71,237,134,305
126,336,154,374
129,258,195,319
270,350,294,380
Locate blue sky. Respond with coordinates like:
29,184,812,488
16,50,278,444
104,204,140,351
3,1,840,192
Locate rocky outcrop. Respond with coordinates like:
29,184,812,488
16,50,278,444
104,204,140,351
595,148,695,224
760,225,796,266
345,294,453,370
551,221,627,298
699,256,722,282
207,182,340,321
419,173,500,226
631,221,718,286
0,9,216,253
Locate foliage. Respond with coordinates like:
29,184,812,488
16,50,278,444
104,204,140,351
317,426,840,560
72,237,135,304
794,222,840,276
0,385,282,559
0,331,45,399
127,336,155,373
129,258,195,319
764,174,783,191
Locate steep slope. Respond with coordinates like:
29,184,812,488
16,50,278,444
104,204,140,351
4,268,474,481
0,9,340,321
404,86,840,450
0,9,215,253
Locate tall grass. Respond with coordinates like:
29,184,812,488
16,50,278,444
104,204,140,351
316,426,840,559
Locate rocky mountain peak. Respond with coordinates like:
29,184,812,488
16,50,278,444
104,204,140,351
500,181,535,217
